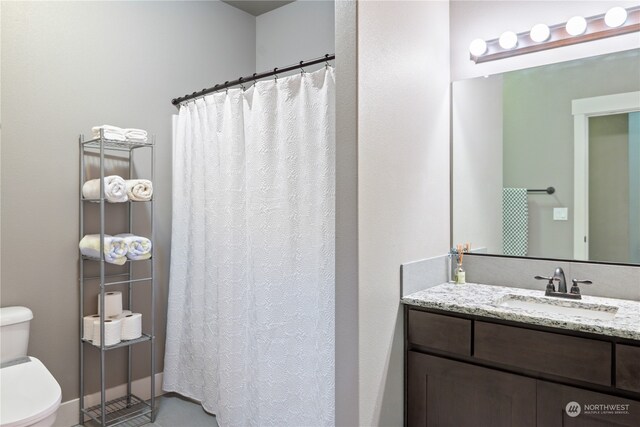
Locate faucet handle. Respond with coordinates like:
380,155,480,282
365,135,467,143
570,279,592,295
535,275,556,292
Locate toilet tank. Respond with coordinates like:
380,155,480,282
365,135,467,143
0,306,33,364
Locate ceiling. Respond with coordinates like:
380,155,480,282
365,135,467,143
221,1,296,16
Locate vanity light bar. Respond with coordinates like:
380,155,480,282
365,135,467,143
470,6,640,63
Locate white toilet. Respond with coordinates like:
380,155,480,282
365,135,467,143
0,307,62,427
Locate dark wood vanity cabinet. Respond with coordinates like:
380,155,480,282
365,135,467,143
408,351,536,427
405,307,640,427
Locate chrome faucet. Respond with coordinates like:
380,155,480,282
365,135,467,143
534,267,592,300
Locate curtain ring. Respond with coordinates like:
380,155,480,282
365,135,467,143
300,61,306,75
273,68,279,82
239,77,246,91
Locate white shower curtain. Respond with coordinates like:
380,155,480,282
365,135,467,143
164,67,335,427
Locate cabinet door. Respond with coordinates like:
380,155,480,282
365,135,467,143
407,351,536,427
537,381,640,427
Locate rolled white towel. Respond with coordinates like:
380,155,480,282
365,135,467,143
124,128,148,142
82,176,128,202
79,234,128,265
92,125,126,142
125,179,153,201
116,233,152,260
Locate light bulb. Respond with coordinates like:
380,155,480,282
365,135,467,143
605,7,627,28
530,23,550,42
469,38,488,56
499,31,518,49
566,16,587,36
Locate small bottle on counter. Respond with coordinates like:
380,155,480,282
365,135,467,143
455,263,466,284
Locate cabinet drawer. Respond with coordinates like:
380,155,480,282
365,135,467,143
474,322,611,386
408,310,471,355
617,344,640,393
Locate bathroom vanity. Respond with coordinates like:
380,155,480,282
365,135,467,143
402,283,640,426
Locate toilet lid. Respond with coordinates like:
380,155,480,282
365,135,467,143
0,357,61,427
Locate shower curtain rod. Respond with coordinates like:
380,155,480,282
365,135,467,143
171,53,336,107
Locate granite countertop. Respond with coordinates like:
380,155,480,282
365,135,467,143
401,282,640,340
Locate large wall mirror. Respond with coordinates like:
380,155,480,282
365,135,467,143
452,49,640,265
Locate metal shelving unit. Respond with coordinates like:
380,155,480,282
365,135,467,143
79,130,156,426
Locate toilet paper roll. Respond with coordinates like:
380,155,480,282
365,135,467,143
92,318,122,347
97,291,123,317
121,313,142,340
82,314,101,340
109,310,132,320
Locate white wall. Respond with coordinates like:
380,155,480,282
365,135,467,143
451,0,640,81
357,1,451,425
1,0,255,402
256,0,335,72
452,75,503,253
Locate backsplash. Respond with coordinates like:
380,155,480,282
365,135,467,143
402,254,640,301
401,255,449,297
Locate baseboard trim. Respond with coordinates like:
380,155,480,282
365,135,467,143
54,372,164,427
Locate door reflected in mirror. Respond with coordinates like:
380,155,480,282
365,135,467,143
452,49,640,265
588,112,639,264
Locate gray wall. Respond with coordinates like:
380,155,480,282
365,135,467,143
1,0,255,401
256,0,334,72
503,50,640,260
334,1,358,426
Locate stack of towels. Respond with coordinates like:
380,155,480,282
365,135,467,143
82,176,153,202
92,125,148,143
79,234,152,265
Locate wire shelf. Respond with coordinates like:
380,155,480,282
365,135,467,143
81,198,153,203
81,273,151,283
81,256,152,263
82,277,152,287
79,130,156,425
82,137,154,151
82,333,152,350
81,394,152,427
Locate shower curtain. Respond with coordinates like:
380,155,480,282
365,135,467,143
164,67,335,427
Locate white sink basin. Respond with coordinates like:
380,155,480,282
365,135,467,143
497,294,618,321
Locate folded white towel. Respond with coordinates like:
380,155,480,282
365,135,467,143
116,233,152,260
125,179,153,201
82,176,129,202
124,128,147,137
92,125,126,141
79,235,128,265
124,128,148,142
